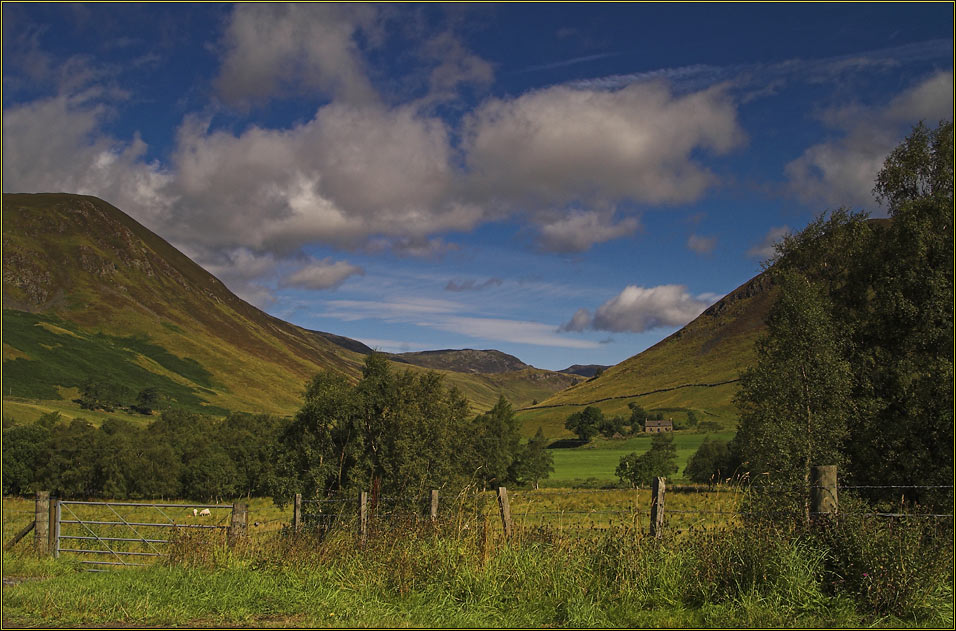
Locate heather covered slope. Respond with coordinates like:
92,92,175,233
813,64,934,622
2,193,578,421
2,193,368,417
518,273,776,437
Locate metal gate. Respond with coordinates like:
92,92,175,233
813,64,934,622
53,500,233,570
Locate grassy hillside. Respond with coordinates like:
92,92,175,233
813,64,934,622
1,193,578,423
518,273,776,438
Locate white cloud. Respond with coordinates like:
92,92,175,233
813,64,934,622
214,3,380,107
163,102,477,258
559,308,592,333
536,210,640,253
687,233,717,255
1,96,175,230
785,70,953,211
561,284,711,333
463,82,745,208
747,225,792,260
280,258,365,291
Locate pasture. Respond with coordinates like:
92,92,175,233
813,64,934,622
547,431,736,486
3,491,951,628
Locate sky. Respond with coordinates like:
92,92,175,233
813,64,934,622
2,3,953,371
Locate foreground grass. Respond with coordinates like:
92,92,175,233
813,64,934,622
4,510,952,628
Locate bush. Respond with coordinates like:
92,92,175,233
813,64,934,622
811,503,954,619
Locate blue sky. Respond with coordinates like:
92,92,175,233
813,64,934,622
3,3,952,370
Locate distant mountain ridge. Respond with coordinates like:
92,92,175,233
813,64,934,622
390,348,530,374
559,364,610,378
1,193,580,422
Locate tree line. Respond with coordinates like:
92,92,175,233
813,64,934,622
2,354,554,502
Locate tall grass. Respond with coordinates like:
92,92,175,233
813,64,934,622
3,491,951,628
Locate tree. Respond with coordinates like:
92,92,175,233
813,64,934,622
598,415,626,439
1,419,52,495
133,387,160,415
512,427,554,489
274,353,476,508
616,433,679,487
627,403,648,434
848,121,954,510
731,269,852,523
735,122,954,515
473,396,522,488
564,406,603,443
685,437,736,485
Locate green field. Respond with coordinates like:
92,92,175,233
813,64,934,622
3,493,950,628
547,431,736,486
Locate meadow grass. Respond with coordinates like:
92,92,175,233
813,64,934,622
547,431,736,485
4,493,951,628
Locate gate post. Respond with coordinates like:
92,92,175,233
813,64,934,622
229,503,248,547
430,490,439,521
650,477,665,539
34,491,50,556
811,465,838,519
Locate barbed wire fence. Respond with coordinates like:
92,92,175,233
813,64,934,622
6,465,952,558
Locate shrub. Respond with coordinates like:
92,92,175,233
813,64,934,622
811,503,954,619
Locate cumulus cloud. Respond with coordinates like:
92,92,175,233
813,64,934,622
561,284,711,333
785,70,953,211
165,102,477,256
463,81,745,207
1,96,175,230
747,225,792,260
536,210,640,253
214,3,380,106
687,233,717,255
280,258,365,291
445,277,503,292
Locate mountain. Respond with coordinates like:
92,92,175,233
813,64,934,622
1,193,578,424
517,272,776,437
559,364,610,378
390,349,530,373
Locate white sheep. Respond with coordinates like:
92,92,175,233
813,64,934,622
193,508,211,517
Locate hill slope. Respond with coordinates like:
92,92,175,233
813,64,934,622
1,193,577,422
518,272,776,437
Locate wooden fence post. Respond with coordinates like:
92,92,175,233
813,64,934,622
293,493,302,533
650,477,665,539
811,465,838,518
34,491,50,556
48,497,57,554
497,486,513,540
358,491,368,545
430,489,439,521
229,503,247,547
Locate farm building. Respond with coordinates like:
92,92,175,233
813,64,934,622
644,419,673,433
